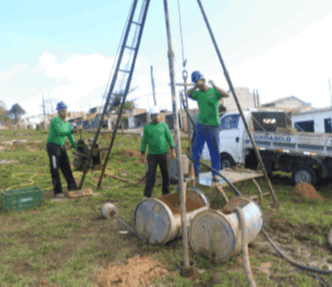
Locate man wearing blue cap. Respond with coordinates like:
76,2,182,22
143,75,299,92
186,71,229,182
46,101,82,198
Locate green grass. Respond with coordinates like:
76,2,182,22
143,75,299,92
1,128,332,286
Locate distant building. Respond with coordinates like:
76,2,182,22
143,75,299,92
261,96,311,109
223,87,256,112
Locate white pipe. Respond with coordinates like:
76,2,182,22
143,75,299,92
234,206,256,287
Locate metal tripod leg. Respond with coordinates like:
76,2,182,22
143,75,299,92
208,186,229,204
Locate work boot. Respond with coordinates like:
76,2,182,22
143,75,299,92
213,175,221,182
194,173,200,184
55,193,65,198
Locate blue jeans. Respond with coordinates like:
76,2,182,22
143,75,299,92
191,122,221,177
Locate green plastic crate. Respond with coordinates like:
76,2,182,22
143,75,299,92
1,187,44,212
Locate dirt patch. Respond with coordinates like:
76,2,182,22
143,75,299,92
93,254,170,287
157,189,206,218
291,182,325,204
11,260,35,277
117,148,141,158
103,133,110,140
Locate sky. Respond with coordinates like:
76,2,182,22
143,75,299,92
1,0,332,126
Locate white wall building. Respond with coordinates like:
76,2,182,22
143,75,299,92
291,107,332,133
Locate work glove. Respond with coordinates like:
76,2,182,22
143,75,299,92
171,149,176,160
140,154,145,164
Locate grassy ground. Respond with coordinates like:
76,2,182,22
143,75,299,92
1,128,332,286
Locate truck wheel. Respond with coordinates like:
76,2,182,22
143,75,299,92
220,154,235,170
291,165,317,186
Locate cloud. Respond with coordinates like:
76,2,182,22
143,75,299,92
0,64,27,82
33,52,161,112
221,13,332,107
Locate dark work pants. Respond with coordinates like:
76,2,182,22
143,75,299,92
144,153,170,198
46,142,78,196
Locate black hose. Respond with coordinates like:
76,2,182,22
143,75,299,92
181,98,332,276
262,228,332,275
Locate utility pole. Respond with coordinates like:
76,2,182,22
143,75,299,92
256,89,260,107
150,66,157,106
329,79,332,107
164,0,190,269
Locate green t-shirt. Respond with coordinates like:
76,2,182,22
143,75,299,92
140,121,174,154
47,117,77,150
192,87,223,126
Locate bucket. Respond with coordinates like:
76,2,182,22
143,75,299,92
189,197,264,263
133,188,209,245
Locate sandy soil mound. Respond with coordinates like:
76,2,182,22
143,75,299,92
94,254,170,287
291,182,325,204
118,148,141,158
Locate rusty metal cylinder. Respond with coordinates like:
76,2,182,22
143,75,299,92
189,197,264,263
133,188,209,245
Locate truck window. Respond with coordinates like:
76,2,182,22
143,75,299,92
220,114,240,130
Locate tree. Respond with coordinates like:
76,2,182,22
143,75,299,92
104,86,138,131
9,104,26,124
0,101,5,124
43,95,60,116
106,86,138,113
0,101,16,127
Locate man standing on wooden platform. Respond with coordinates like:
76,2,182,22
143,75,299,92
140,106,176,200
186,70,229,182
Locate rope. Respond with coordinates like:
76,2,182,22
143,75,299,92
177,0,186,67
3,167,132,193
5,173,46,191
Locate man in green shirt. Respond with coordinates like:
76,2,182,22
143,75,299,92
46,101,82,198
186,70,229,182
140,106,176,200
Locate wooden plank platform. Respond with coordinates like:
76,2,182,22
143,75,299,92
190,169,263,188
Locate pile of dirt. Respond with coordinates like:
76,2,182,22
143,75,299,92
291,182,325,204
94,254,171,287
118,148,141,158
33,141,39,149
103,133,110,140
158,189,206,218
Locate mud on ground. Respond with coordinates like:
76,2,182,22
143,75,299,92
2,137,332,286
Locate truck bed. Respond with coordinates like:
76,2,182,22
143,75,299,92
244,131,332,157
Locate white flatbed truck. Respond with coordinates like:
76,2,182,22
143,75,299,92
201,108,332,187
